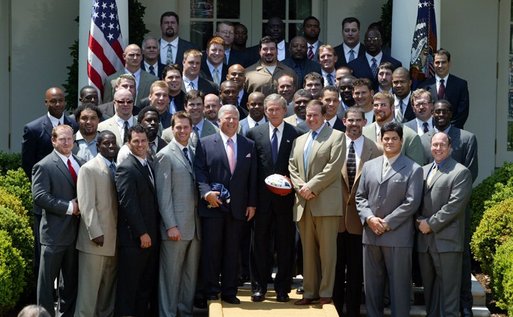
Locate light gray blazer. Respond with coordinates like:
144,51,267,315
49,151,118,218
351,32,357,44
155,141,200,241
356,154,423,248
417,158,472,253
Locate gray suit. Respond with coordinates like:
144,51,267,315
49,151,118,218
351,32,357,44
97,116,138,148
102,69,158,106
32,150,84,317
161,119,218,148
155,141,200,317
417,158,472,317
404,118,434,136
356,154,423,317
363,122,425,165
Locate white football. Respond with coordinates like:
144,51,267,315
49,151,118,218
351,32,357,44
265,174,293,196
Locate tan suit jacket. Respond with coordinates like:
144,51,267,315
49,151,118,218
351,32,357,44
245,62,297,95
76,154,118,256
339,136,381,234
289,125,345,221
97,116,137,147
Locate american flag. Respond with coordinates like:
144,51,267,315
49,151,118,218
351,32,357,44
410,0,437,82
87,0,125,100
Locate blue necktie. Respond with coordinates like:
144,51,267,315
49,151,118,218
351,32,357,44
371,58,378,77
271,127,278,164
303,131,317,173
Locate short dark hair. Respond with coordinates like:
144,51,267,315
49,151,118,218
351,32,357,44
97,130,116,145
378,61,394,72
321,85,339,97
74,103,102,120
303,16,320,26
353,78,373,91
380,121,403,141
127,124,147,142
259,36,276,50
171,111,193,127
185,89,204,105
342,17,360,29
434,99,453,112
344,106,366,119
160,11,179,25
161,64,182,80
137,106,160,123
435,48,451,61
306,99,326,115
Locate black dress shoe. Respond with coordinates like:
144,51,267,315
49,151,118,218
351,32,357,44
251,291,265,302
276,293,290,302
206,294,219,300
193,297,207,309
221,296,241,304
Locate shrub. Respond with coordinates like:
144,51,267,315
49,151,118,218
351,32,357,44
0,187,28,218
0,152,21,174
471,197,513,275
469,162,513,235
492,237,513,315
0,168,33,212
0,229,26,315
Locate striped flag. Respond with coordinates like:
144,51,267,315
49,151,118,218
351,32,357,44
87,0,125,101
410,0,437,82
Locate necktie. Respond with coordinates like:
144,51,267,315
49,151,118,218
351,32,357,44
149,65,156,76
226,138,236,174
348,49,355,62
423,122,429,133
382,160,390,178
326,121,331,127
146,162,155,186
254,122,259,127
109,162,116,181
183,147,192,166
307,45,314,60
123,120,130,143
303,131,317,174
371,57,378,77
395,100,404,123
213,68,220,85
438,79,446,99
188,81,195,91
427,164,438,186
191,126,199,146
166,44,173,64
271,127,278,164
169,96,176,114
347,141,356,188
67,159,77,184
327,73,334,86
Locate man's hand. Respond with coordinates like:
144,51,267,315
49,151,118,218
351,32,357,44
72,198,80,216
417,219,432,234
367,216,387,236
205,191,222,208
140,233,152,248
298,185,316,200
92,235,104,247
246,207,256,221
167,227,181,241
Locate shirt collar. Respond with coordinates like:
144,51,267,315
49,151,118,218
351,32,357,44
47,113,64,127
220,131,237,144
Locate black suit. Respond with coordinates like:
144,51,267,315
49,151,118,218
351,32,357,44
330,117,346,132
115,154,160,317
227,48,252,68
334,43,366,68
200,57,228,87
348,53,402,91
281,57,322,88
32,151,84,316
246,122,301,295
421,74,470,129
141,60,167,79
160,38,198,66
194,133,257,298
183,77,218,96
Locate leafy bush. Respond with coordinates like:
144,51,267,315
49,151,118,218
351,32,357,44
469,162,513,235
0,229,26,314
0,152,21,174
492,237,513,315
0,187,28,218
0,168,33,213
471,197,513,275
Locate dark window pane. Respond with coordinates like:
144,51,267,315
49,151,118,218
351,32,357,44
218,0,240,19
262,1,285,20
288,23,302,41
289,0,311,20
191,0,214,18
191,22,213,50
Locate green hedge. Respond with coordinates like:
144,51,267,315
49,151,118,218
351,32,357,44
0,152,21,174
0,229,26,315
492,237,513,315
0,168,33,212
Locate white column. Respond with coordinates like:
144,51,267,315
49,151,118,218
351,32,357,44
391,0,441,69
78,0,128,98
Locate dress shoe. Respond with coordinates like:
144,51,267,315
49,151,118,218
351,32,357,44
319,297,332,305
221,296,241,304
461,307,473,317
296,286,304,294
206,294,219,301
251,291,265,302
276,293,290,302
193,297,207,309
294,298,314,305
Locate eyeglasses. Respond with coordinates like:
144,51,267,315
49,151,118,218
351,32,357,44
115,100,134,104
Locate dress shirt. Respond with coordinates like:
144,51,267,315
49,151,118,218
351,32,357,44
321,69,337,86
364,110,374,127
237,89,245,106
116,144,130,166
326,116,338,128
207,60,223,84
435,74,449,92
47,113,64,127
382,153,400,174
269,121,285,152
160,37,179,64
434,125,451,134
394,92,411,118
220,131,238,162
55,150,80,215
74,131,98,162
114,114,134,142
308,41,320,59
144,61,159,77
345,134,364,172
277,40,286,61
365,52,383,69
247,116,266,129
125,68,141,90
414,117,433,136
183,76,199,92
172,139,191,162
193,119,206,137
343,43,362,62
303,123,326,152
224,48,231,64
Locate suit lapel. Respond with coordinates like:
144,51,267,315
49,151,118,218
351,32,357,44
171,142,194,175
381,155,406,184
53,152,75,187
278,124,294,162
215,134,232,174
131,154,155,191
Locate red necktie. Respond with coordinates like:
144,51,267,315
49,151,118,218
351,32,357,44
438,79,446,99
67,159,77,184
